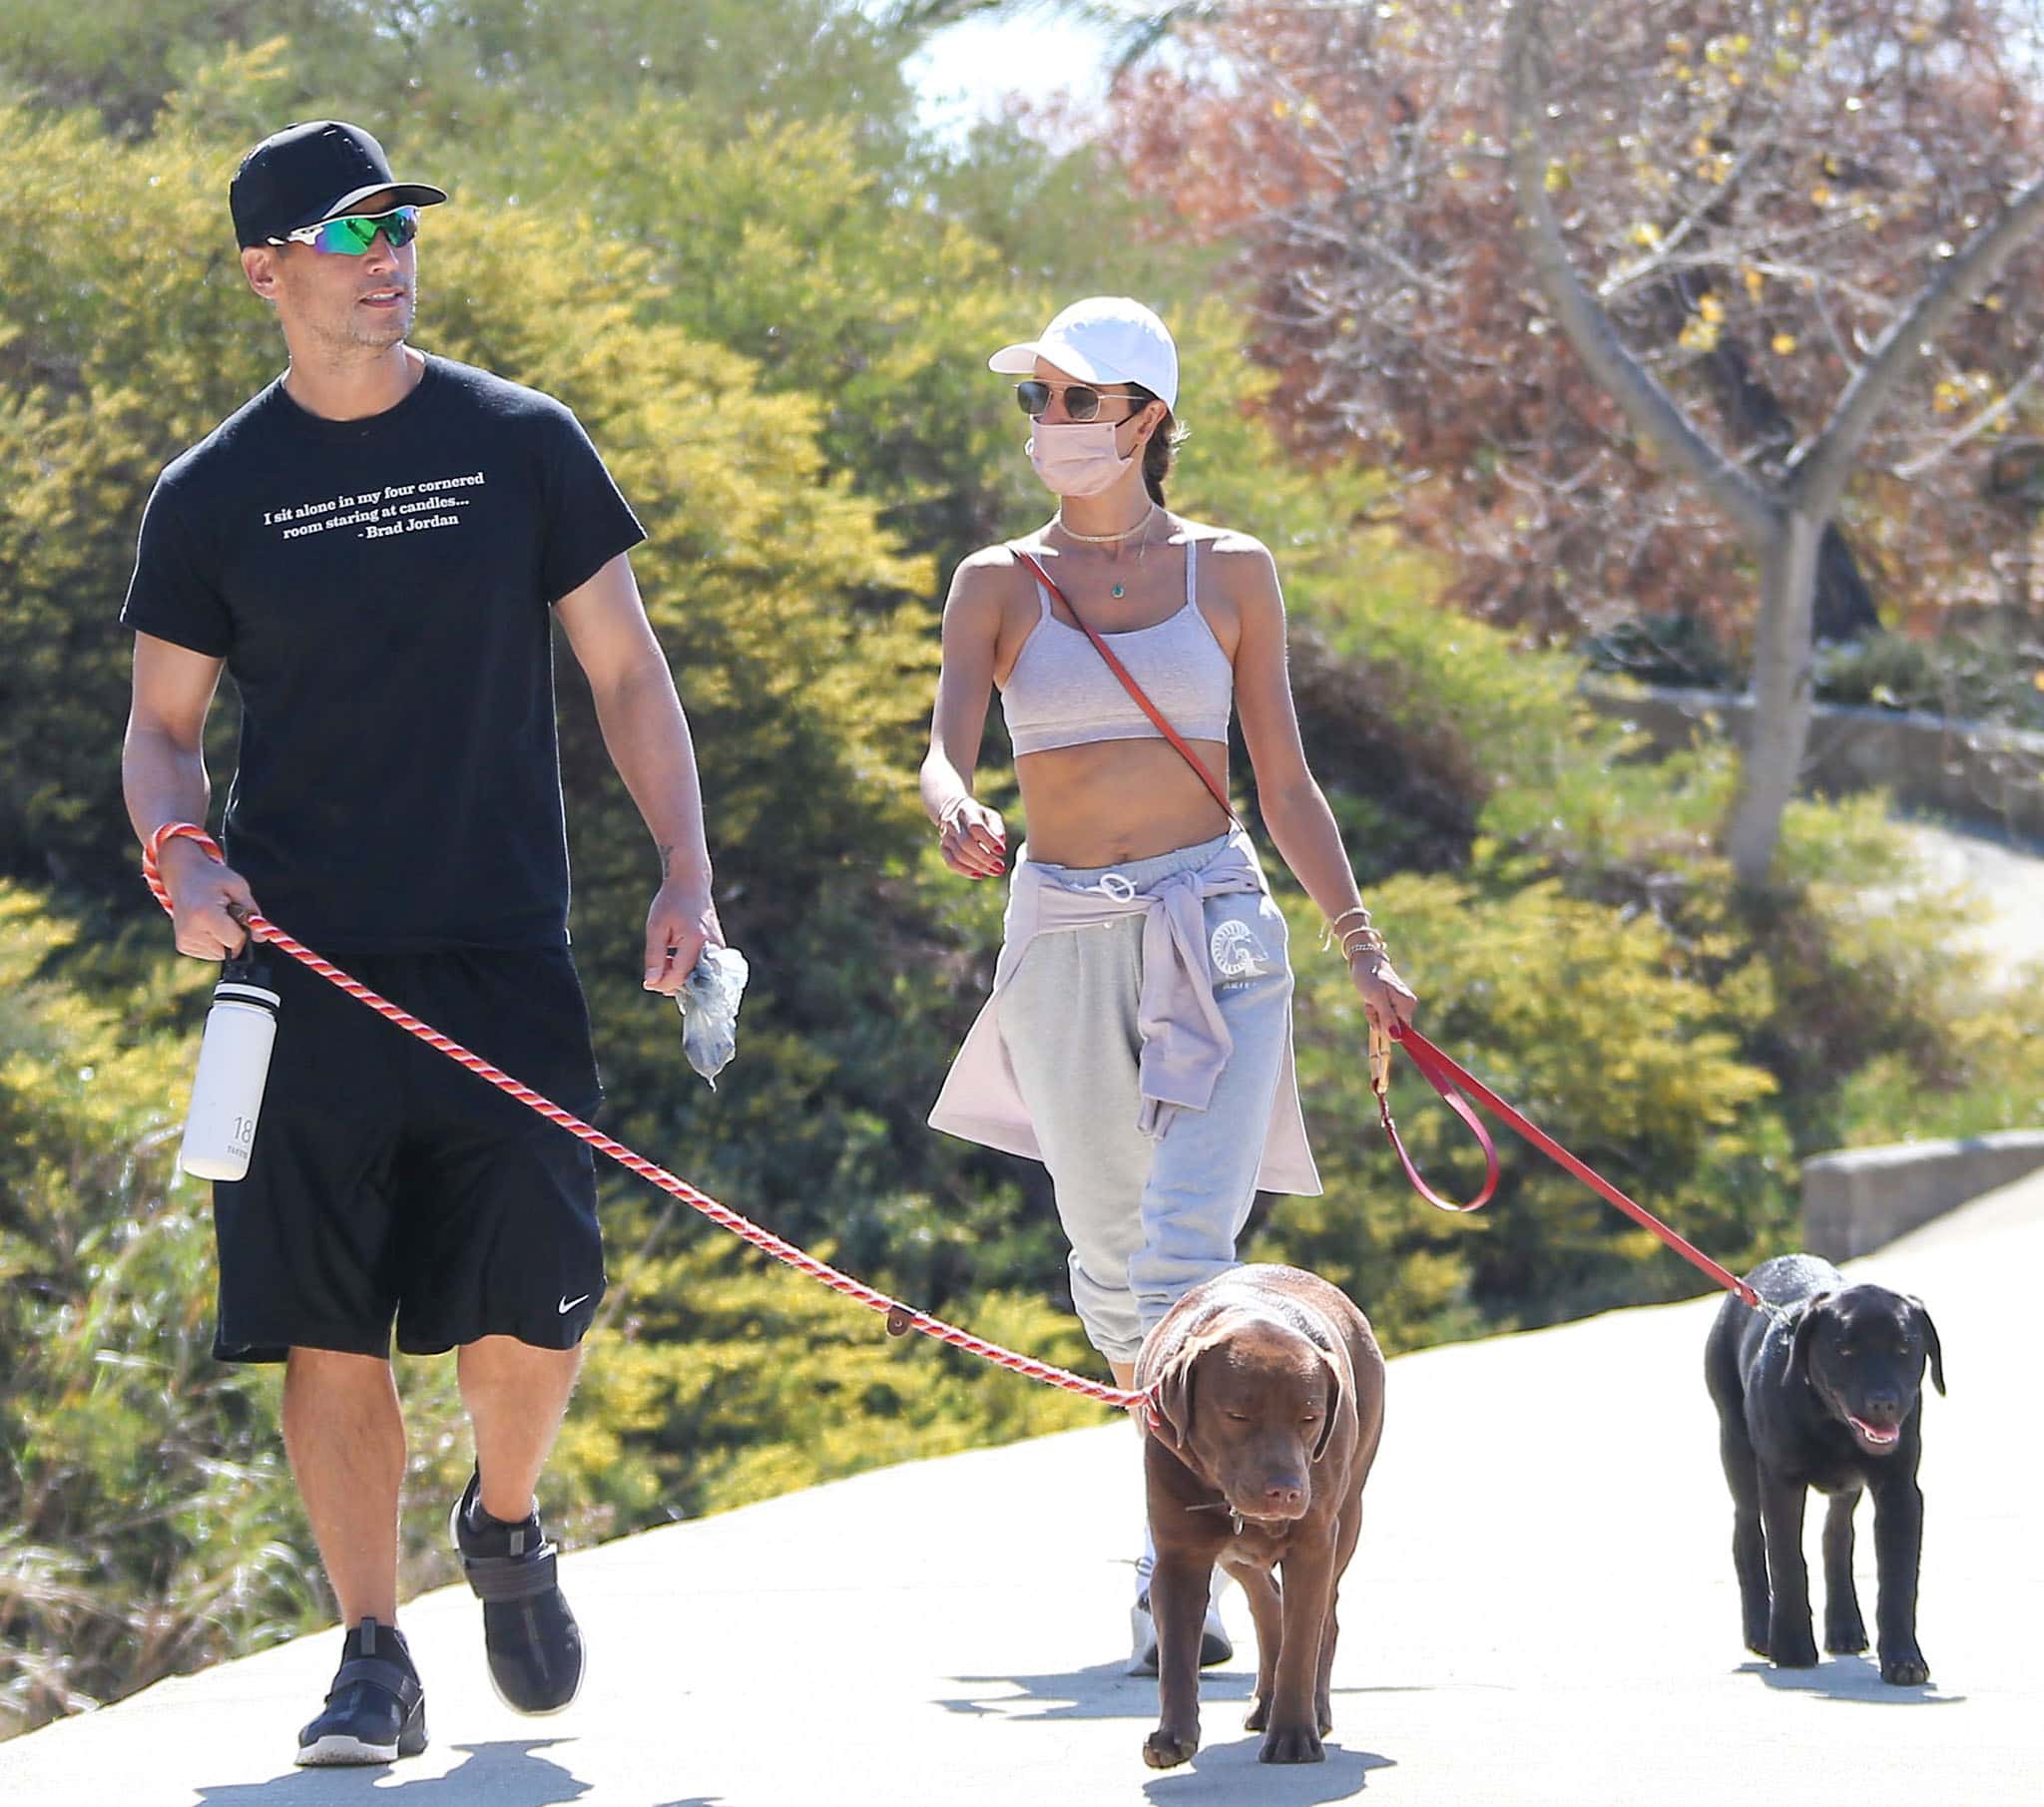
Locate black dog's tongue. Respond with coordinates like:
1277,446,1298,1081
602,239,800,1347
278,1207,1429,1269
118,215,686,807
1849,1415,1899,1447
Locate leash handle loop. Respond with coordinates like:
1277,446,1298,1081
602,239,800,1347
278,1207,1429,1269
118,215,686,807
1369,1023,1499,1214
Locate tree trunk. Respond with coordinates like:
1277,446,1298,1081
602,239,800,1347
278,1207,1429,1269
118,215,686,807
1725,510,1823,887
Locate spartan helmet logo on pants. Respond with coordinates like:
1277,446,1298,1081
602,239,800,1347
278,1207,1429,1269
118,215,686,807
1209,918,1267,979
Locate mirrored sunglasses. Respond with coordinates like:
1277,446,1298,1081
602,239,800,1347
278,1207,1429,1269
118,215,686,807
272,206,420,255
1013,378,1144,423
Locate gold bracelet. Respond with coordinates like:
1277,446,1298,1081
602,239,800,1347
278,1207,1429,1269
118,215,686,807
1319,903,1374,951
1341,927,1389,963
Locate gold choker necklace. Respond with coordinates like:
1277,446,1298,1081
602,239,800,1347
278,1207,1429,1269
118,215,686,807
1056,503,1156,544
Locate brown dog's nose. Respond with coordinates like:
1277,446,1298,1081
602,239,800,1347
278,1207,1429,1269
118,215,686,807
1263,1482,1305,1513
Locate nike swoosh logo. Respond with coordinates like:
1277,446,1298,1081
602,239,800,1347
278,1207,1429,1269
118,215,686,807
558,1293,592,1315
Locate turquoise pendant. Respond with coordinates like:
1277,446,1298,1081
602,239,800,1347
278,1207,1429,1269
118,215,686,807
1112,583,1125,598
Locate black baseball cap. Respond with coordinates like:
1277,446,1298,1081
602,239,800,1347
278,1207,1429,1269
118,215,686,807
230,120,447,249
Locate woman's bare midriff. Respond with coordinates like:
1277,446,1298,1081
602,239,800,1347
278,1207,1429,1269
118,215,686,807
1014,735,1233,866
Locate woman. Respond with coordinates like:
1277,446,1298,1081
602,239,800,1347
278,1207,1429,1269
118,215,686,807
922,296,1417,1667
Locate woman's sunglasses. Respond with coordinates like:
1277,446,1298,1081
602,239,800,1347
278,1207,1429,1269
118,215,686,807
271,206,421,255
1013,379,1146,423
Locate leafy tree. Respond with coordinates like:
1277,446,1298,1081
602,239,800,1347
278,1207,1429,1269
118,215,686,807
1116,0,2044,882
0,0,923,150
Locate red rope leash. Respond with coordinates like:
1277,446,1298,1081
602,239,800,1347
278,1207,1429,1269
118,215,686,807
143,824,1150,1412
1375,1023,1765,1311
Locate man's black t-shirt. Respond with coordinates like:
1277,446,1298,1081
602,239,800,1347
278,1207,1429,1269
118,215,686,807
122,355,645,951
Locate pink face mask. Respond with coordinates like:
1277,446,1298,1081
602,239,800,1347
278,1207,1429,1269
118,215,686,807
1027,421,1136,498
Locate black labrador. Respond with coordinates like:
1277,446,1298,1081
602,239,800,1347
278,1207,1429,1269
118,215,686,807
1704,1253,1945,1684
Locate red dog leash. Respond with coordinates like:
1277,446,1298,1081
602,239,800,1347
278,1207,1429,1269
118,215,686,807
1376,1024,1763,1311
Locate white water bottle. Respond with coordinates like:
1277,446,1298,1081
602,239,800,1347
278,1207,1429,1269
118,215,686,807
178,958,281,1181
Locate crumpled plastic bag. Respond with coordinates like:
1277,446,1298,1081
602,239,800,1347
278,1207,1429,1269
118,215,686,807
675,944,750,1089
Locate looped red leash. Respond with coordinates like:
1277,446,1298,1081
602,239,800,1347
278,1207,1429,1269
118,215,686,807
1381,1021,1765,1312
1367,1025,1499,1213
143,823,1153,1411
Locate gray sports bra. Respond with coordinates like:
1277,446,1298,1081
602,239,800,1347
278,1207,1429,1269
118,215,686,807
999,540,1234,757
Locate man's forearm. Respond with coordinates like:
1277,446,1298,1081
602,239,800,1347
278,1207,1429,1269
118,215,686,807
123,719,213,851
590,661,712,890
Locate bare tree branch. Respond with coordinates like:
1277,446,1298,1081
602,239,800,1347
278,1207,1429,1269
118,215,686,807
1890,344,2044,481
1791,170,2044,515
1595,104,1789,301
1502,0,1779,546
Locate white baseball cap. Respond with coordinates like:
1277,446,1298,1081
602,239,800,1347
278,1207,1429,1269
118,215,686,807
988,295,1180,412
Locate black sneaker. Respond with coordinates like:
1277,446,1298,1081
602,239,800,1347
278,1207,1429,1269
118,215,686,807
294,1617,427,1766
450,1469,585,1714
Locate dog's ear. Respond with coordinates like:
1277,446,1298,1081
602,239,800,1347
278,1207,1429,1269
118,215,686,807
1906,1296,1946,1397
1789,1291,1834,1383
1152,1340,1204,1452
1311,1350,1343,1464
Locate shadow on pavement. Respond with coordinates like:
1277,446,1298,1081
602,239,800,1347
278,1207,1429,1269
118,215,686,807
1142,1741,1394,1802
941,1668,1395,1800
942,1663,1429,1727
192,1738,592,1804
938,1660,1180,1722
1740,1658,1966,1705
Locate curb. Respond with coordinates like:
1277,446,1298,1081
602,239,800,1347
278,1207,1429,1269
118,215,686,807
1803,1129,2044,1259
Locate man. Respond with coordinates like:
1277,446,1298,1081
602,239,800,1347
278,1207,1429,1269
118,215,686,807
120,120,719,1766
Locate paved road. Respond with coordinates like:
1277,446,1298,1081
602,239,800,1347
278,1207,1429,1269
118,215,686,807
1888,819,2044,983
4,1173,2038,1807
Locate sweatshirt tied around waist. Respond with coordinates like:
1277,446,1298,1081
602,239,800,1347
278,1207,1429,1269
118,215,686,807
928,829,1322,1197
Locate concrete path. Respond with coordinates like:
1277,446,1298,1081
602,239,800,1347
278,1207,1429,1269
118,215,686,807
1889,818,2044,983
5,1174,2039,1807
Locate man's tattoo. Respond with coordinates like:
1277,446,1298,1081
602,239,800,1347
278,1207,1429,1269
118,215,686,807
659,843,675,880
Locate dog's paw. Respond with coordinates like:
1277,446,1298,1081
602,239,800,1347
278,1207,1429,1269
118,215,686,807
1824,1616,1868,1656
1244,1696,1268,1733
1879,1645,1930,1686
1143,1726,1200,1770
1259,1722,1325,1764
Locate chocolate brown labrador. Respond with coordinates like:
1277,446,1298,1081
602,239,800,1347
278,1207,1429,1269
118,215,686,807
1136,1263,1385,1768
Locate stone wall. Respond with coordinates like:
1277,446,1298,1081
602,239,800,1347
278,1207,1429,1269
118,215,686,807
1803,1130,2044,1260
1583,681,2044,838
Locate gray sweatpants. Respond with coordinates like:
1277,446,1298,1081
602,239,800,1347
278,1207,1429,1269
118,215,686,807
996,835,1296,1363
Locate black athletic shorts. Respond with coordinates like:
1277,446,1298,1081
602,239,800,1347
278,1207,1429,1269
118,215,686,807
211,945,606,1363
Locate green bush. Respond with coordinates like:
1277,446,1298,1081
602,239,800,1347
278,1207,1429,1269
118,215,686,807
0,886,316,1737
1812,628,2044,730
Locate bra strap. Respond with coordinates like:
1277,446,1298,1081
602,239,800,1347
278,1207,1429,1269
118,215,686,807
1185,537,1199,607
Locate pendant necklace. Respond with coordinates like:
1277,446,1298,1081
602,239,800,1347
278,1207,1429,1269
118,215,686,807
1057,503,1156,598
